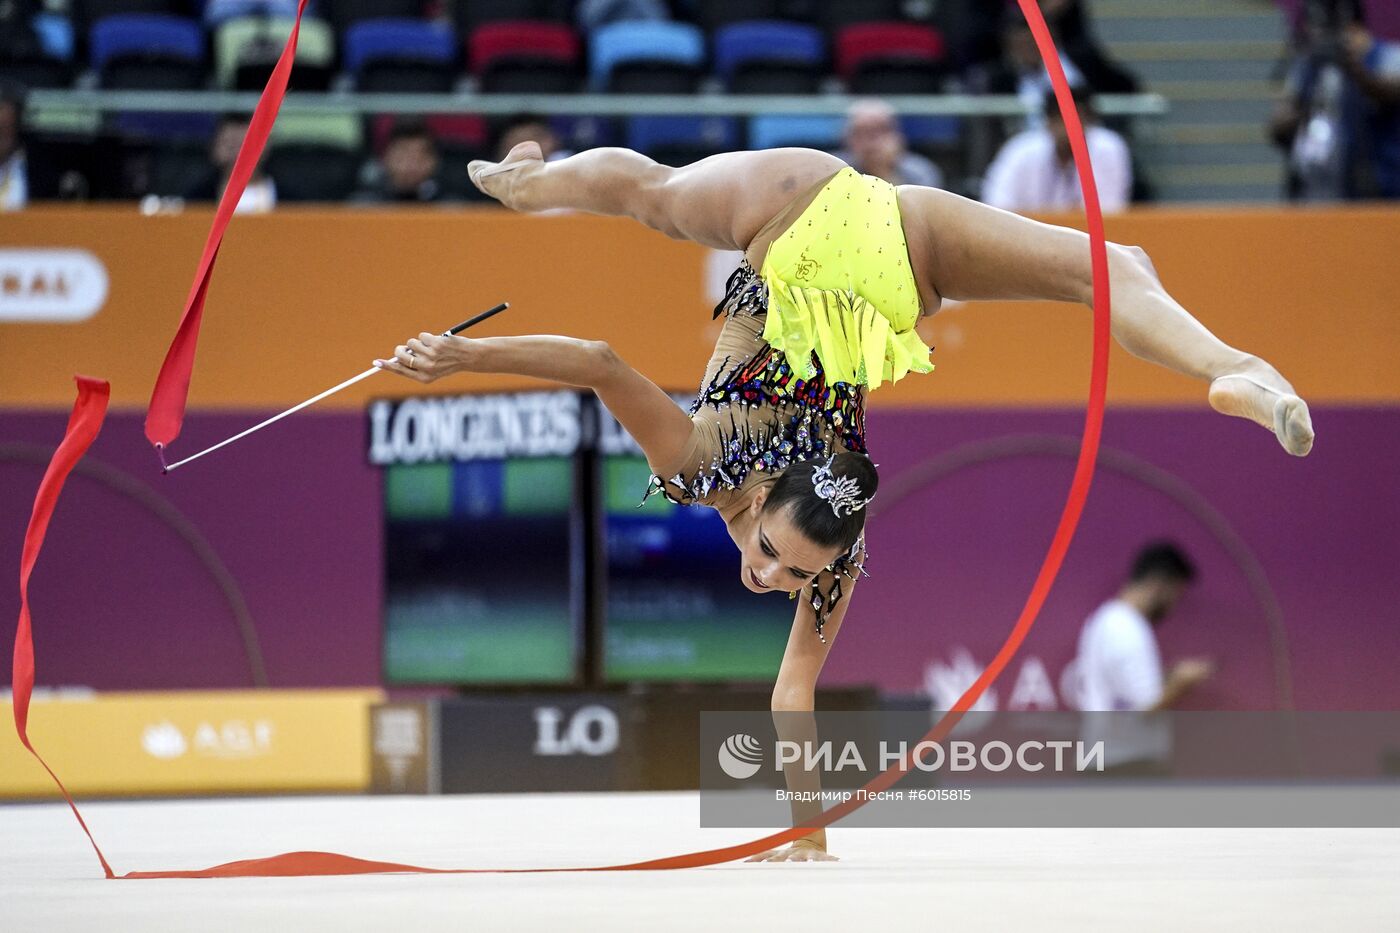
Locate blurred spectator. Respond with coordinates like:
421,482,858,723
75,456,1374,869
981,86,1132,213
834,99,944,188
971,9,1086,130
1272,0,1400,200
1278,0,1400,41
1039,0,1141,95
0,79,28,211
577,0,667,31
494,114,573,162
971,4,1138,130
355,119,445,203
185,114,277,213
1076,542,1213,773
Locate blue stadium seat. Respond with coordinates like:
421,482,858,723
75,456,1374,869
75,0,183,33
900,115,960,147
624,116,739,167
33,13,75,61
90,14,205,89
548,115,618,150
748,115,843,151
588,21,704,90
111,111,219,141
344,18,456,91
712,21,822,79
343,19,455,73
89,14,203,71
626,115,740,154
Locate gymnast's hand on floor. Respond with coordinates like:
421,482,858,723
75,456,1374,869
373,333,471,383
745,840,838,863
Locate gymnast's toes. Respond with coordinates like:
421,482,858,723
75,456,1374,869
468,141,544,207
1208,373,1314,457
1274,395,1315,457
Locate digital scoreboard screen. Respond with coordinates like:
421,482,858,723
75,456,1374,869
374,392,582,685
372,390,791,686
596,401,792,683
600,454,792,682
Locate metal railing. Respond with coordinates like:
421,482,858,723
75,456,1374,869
26,89,1169,119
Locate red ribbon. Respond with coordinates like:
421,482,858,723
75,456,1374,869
144,0,311,450
14,0,1109,879
12,376,115,879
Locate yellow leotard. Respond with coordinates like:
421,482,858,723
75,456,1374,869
758,166,935,390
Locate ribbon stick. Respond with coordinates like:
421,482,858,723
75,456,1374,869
158,304,510,473
12,376,115,879
15,0,1110,881
144,0,310,452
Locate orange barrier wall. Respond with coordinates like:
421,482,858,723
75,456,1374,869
2,205,1397,410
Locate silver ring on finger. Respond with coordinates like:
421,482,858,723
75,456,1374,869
406,353,415,370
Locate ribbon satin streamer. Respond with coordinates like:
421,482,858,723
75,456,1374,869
11,377,115,879
143,0,310,451
13,0,1111,878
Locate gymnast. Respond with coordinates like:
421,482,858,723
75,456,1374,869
373,143,1314,859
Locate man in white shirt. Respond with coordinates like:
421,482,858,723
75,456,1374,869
982,86,1133,214
1076,542,1213,772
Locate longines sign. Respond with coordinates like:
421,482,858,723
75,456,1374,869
368,391,584,465
368,390,691,465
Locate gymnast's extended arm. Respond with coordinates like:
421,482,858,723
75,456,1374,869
375,331,695,480
748,567,858,861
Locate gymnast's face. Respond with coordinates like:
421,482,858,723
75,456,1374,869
738,492,842,595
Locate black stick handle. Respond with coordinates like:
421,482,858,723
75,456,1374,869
445,302,509,336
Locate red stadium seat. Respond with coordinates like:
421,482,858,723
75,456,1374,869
833,22,945,80
466,20,579,76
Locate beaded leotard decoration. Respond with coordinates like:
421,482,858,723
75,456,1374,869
643,261,868,503
643,261,872,640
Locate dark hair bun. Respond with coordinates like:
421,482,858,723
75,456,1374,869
831,451,879,502
763,452,880,553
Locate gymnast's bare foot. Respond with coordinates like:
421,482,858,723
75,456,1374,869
468,140,544,209
1208,365,1315,457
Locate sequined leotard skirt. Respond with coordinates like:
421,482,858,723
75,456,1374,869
645,260,868,508
643,260,872,640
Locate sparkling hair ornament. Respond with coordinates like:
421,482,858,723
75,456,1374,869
810,457,872,517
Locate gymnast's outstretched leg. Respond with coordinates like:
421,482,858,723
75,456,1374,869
471,143,1313,457
900,186,1314,456
468,141,844,252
